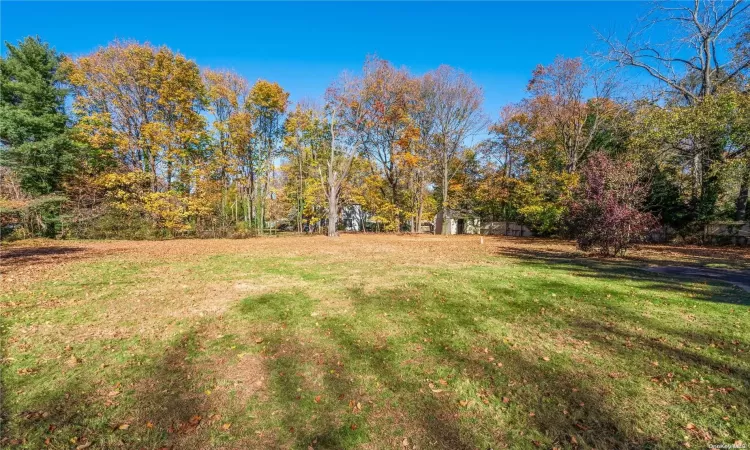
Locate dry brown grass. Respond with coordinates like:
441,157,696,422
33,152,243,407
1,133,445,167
4,234,748,285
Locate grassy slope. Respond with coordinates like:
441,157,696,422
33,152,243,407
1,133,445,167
1,236,749,449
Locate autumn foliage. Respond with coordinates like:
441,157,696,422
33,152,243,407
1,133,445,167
567,154,657,256
2,8,749,243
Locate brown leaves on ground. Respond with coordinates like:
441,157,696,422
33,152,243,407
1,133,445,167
7,234,746,290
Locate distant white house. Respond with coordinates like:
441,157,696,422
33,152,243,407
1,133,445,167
434,209,481,235
341,204,372,232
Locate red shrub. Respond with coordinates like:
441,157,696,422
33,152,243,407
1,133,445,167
568,153,658,256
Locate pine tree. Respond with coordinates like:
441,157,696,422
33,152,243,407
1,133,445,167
0,36,75,195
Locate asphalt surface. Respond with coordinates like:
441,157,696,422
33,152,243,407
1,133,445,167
645,266,750,292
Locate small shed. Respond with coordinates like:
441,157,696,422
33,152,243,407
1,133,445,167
435,209,481,235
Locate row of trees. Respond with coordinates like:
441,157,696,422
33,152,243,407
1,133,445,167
1,1,748,251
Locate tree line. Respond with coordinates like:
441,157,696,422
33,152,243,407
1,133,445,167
1,1,748,252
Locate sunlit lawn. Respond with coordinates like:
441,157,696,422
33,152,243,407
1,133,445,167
1,235,749,449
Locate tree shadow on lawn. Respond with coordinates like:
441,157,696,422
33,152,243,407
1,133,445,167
231,265,748,449
340,286,664,449
487,236,750,270
0,246,86,271
494,245,750,306
237,288,483,449
1,328,215,449
260,327,487,449
261,334,376,449
131,329,212,443
632,243,750,269
9,271,746,449
335,278,749,448
1,369,94,448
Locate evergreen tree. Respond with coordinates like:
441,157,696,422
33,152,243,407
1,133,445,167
0,36,75,195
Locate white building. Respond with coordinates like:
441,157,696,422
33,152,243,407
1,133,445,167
341,204,372,232
434,209,481,235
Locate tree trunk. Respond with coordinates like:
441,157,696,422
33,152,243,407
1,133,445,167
166,160,172,191
441,151,449,235
298,155,304,233
736,161,750,221
328,190,338,237
416,180,424,234
327,166,338,237
692,151,702,200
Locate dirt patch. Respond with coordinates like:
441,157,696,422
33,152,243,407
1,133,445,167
209,354,267,402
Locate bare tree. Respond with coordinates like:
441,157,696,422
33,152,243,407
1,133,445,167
410,75,440,233
421,66,486,227
356,57,416,231
598,0,749,218
485,104,534,178
526,57,618,173
320,74,367,237
597,0,749,104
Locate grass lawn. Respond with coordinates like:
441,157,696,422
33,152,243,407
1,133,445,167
1,235,749,449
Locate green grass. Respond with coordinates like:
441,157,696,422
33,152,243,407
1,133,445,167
1,239,749,449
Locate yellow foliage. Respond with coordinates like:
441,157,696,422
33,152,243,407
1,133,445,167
248,80,289,115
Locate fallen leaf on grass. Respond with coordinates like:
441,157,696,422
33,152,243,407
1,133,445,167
117,423,129,430
221,423,232,430
67,355,82,367
314,395,322,403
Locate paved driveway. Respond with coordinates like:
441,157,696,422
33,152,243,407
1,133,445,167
645,266,750,292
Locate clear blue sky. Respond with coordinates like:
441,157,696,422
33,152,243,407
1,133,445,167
1,1,650,120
